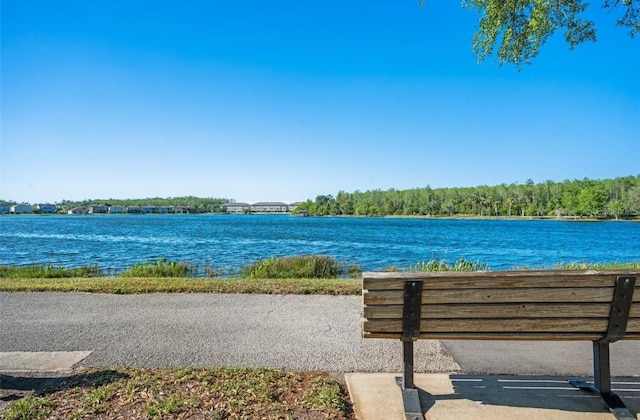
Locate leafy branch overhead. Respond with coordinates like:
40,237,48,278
424,0,639,66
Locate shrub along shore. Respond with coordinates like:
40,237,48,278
1,256,638,294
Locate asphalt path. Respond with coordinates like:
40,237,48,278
1,292,638,376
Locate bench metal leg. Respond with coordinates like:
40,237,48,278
570,342,635,420
395,279,425,419
403,340,415,389
594,341,611,394
396,341,424,420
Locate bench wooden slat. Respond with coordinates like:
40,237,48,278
363,287,623,305
362,331,640,340
363,318,639,334
363,270,639,290
362,303,640,319
363,318,617,333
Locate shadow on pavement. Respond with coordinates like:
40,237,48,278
0,369,130,406
418,374,640,416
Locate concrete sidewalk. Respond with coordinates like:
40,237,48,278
346,373,640,419
0,351,92,374
0,352,94,411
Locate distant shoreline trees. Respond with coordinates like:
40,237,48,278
0,196,230,215
297,176,640,220
2,176,639,219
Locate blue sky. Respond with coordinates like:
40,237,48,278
2,1,639,204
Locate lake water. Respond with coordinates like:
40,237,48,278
1,214,639,275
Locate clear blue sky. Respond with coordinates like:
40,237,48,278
2,1,639,204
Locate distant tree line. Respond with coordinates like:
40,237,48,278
296,176,640,220
55,196,229,214
3,176,640,219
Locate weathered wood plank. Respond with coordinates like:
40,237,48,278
363,318,640,334
363,270,639,290
362,303,631,319
363,331,640,340
362,332,617,340
363,287,617,305
363,318,613,334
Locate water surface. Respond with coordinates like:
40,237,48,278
1,215,638,274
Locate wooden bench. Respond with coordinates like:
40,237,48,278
362,270,639,420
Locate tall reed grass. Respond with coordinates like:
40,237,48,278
2,257,638,281
119,259,194,277
241,255,345,279
409,258,489,272
554,261,640,270
0,264,100,278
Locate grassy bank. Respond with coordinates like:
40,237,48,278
0,367,353,419
0,256,362,280
0,277,362,294
1,257,638,294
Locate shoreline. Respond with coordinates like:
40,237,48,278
360,214,640,222
2,213,639,222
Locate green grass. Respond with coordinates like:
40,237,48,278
0,256,361,279
119,258,194,277
0,264,100,278
2,398,53,420
241,255,360,279
554,261,640,270
408,257,490,272
0,276,362,294
1,258,638,295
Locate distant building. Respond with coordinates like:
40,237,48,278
108,206,124,214
159,206,173,214
68,207,86,215
0,206,9,214
142,205,156,214
250,202,289,213
127,206,142,214
88,205,108,214
11,204,32,214
224,202,251,214
36,203,57,214
174,206,188,214
288,202,303,212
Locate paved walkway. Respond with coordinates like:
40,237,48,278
2,292,639,418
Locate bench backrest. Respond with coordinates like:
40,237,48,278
362,270,639,341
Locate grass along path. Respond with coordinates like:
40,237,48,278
0,367,353,419
0,277,362,295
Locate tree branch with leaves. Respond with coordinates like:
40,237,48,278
423,0,639,66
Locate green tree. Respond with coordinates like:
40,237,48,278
424,1,639,66
577,186,608,217
297,175,638,219
626,186,640,215
607,199,625,220
505,197,516,217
